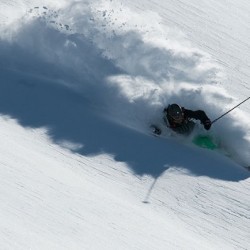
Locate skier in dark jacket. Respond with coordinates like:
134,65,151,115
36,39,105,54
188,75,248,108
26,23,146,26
152,103,212,135
164,103,212,134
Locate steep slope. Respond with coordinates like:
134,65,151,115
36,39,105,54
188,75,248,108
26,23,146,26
0,108,249,250
1,0,249,166
0,0,250,249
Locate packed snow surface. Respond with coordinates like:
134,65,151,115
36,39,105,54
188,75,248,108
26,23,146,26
0,0,249,249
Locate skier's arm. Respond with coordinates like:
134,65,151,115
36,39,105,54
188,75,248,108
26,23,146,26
184,109,211,130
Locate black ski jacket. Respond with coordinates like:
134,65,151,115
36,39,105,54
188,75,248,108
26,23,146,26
164,107,211,134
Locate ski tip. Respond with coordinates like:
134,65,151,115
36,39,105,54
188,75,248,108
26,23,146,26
150,125,162,135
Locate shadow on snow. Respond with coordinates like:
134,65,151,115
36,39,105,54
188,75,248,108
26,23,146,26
0,19,248,182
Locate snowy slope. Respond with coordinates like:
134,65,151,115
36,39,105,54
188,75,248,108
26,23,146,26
0,0,250,249
3,115,249,250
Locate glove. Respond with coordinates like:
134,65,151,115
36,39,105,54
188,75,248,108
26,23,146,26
203,119,212,130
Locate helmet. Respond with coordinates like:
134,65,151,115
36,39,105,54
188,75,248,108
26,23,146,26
167,104,184,122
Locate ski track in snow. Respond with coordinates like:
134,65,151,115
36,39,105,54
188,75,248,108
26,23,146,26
0,0,250,249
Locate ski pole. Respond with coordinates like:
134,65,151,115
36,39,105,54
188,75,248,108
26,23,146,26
211,96,250,124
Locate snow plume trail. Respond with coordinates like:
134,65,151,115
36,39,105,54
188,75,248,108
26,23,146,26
0,0,249,166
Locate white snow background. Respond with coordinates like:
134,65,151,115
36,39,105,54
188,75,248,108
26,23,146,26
0,0,249,249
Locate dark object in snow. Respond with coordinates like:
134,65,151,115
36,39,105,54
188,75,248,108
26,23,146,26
163,103,211,135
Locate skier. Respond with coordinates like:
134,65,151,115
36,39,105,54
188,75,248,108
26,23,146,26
152,103,212,135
